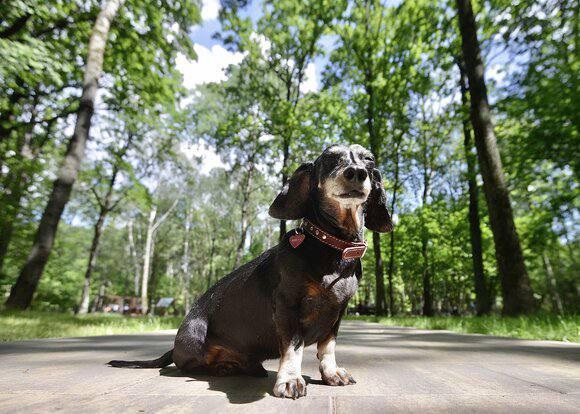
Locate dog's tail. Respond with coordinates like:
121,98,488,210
108,349,173,369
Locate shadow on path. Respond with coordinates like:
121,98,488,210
159,367,314,404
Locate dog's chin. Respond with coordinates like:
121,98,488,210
323,178,371,207
331,190,369,206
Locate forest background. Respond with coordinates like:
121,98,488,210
0,0,577,337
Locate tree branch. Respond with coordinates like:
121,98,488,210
0,14,31,38
90,187,104,208
151,196,180,233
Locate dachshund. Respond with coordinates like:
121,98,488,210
109,144,393,399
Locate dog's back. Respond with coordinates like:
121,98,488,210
173,247,280,371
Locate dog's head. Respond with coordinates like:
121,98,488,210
269,144,393,236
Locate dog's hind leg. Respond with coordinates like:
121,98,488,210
173,316,209,371
204,344,247,376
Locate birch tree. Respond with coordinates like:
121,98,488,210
140,196,179,314
6,0,126,309
182,204,193,312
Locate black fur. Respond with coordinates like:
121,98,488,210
109,350,173,369
108,144,392,387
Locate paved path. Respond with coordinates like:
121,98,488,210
1,320,579,413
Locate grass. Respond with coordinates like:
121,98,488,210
345,314,580,342
0,310,182,342
1,310,578,343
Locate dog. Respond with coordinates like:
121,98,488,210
109,144,393,399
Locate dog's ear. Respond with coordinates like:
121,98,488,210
364,169,394,233
269,162,313,220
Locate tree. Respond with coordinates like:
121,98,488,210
327,0,431,315
0,1,95,274
5,0,200,309
457,60,491,315
6,0,126,309
385,130,407,315
76,132,133,314
221,0,342,239
3,0,577,318
192,66,272,270
182,203,193,312
140,193,179,315
455,0,535,315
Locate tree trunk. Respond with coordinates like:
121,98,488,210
365,69,387,316
128,220,140,296
458,62,491,316
5,0,125,310
140,206,157,315
139,197,178,314
386,139,401,316
0,169,25,274
206,235,216,290
421,226,433,316
93,281,108,312
542,252,563,314
77,211,105,314
76,160,120,315
148,244,159,315
234,159,255,269
279,139,290,240
183,205,193,313
372,231,387,314
456,0,534,315
421,145,433,317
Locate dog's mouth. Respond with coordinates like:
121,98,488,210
335,189,366,199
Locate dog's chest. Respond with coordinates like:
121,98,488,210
300,271,358,344
320,272,358,304
301,271,358,317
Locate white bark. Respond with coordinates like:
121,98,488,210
140,207,157,314
183,205,193,313
128,220,140,295
140,197,180,314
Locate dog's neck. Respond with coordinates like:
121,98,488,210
306,201,365,242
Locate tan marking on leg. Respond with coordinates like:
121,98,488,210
205,345,242,365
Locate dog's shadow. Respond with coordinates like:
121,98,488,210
159,366,313,404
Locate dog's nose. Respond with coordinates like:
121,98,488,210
343,166,368,183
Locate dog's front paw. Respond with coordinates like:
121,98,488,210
273,375,307,399
321,367,356,386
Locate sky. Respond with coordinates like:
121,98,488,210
178,0,322,95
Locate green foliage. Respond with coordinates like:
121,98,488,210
347,314,580,342
1,0,578,324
